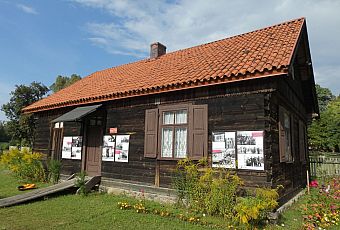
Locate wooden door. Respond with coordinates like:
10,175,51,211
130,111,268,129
85,126,102,176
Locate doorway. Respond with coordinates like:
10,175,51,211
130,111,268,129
85,118,103,176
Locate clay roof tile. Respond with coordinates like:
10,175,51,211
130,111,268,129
23,18,305,113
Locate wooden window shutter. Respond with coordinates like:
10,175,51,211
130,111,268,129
189,104,208,160
144,108,159,158
278,106,286,162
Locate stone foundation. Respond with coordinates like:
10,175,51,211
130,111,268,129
99,178,177,204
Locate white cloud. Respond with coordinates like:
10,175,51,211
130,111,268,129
16,3,38,15
72,0,340,93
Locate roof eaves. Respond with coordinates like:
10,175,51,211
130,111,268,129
23,67,289,114
287,17,306,66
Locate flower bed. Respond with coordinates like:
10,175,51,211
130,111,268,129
302,177,340,229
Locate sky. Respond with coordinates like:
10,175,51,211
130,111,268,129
0,0,340,121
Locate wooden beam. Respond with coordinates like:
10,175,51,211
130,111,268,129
155,160,160,187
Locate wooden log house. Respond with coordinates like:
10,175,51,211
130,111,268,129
23,18,319,201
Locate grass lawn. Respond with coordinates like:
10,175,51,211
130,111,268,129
2,164,337,230
273,195,307,229
1,194,222,230
0,166,225,230
0,164,50,199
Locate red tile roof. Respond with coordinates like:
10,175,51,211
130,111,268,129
23,18,305,113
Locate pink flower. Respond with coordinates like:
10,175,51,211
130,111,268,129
330,204,337,210
310,180,318,188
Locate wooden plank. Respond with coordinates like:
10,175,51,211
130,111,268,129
155,160,160,187
0,178,88,208
77,176,101,194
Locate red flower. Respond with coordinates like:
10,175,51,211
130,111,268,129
310,180,318,188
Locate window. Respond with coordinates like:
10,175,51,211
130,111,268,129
161,110,188,158
144,104,208,160
89,117,103,126
54,122,63,129
283,111,293,162
279,106,293,162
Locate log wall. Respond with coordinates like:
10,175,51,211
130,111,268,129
32,75,310,200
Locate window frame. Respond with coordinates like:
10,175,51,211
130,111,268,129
158,104,190,160
54,122,64,129
279,106,293,163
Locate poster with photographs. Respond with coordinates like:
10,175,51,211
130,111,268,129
102,135,130,162
212,132,236,168
62,136,82,159
237,131,264,170
71,136,82,159
102,135,116,161
62,137,72,159
115,135,130,162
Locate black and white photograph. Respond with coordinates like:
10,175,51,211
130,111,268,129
115,150,128,161
212,132,225,142
237,132,256,145
62,136,82,159
245,156,264,167
71,147,82,159
72,136,82,147
212,132,236,168
61,136,72,159
237,131,264,170
102,135,129,162
71,136,82,159
102,135,115,161
115,135,129,162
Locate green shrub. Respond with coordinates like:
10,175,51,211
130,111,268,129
205,172,243,218
47,159,62,184
75,171,88,196
0,148,45,182
0,142,9,155
172,159,243,218
234,187,279,226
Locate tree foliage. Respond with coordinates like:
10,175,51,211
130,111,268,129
1,82,49,146
0,121,10,142
315,84,335,112
50,74,81,93
308,95,340,152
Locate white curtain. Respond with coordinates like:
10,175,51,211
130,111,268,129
163,112,174,124
175,110,187,124
161,128,173,157
175,128,187,158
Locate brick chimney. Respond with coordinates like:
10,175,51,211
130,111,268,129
150,42,166,58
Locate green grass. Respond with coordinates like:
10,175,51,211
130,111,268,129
0,164,50,199
3,165,336,230
1,194,222,230
0,166,226,230
271,195,306,229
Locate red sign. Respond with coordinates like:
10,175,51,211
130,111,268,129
109,128,117,134
252,131,263,137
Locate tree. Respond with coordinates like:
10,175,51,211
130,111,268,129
308,96,340,152
315,84,335,112
50,74,81,93
0,121,10,142
1,82,49,146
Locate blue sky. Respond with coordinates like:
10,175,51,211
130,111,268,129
1,0,340,121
